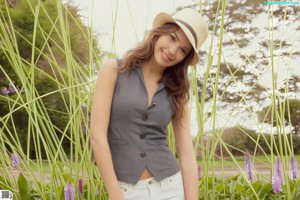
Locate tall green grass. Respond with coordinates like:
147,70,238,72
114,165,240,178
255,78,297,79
0,0,299,199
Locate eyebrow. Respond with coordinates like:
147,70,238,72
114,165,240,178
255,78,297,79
174,32,191,53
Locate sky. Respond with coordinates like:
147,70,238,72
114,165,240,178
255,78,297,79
70,0,197,56
68,0,300,135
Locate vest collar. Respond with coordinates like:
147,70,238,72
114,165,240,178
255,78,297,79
134,66,165,93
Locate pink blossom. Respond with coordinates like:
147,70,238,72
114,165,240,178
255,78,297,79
78,178,84,194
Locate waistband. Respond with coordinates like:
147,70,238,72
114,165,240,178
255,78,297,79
118,171,182,189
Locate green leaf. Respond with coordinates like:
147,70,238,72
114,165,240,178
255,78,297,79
230,174,240,181
235,183,245,192
62,173,75,183
258,183,273,199
229,180,237,193
56,185,64,200
252,180,262,191
18,173,28,200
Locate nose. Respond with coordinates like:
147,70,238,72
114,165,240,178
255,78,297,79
168,43,179,57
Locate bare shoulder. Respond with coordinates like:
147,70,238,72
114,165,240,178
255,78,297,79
99,59,118,74
97,59,118,82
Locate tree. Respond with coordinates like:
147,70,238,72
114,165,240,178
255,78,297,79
0,0,101,158
190,0,299,133
257,99,300,135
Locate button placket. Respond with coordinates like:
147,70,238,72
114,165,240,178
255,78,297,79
140,152,146,158
152,100,157,106
148,99,157,110
142,114,148,121
140,133,146,139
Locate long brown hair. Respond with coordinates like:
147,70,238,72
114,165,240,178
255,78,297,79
119,23,194,119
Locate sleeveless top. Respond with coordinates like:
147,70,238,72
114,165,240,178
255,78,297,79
107,60,180,184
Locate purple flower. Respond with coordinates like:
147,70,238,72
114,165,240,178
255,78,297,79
2,87,9,95
11,153,19,170
2,82,24,95
245,152,254,182
16,85,20,92
290,156,297,181
78,178,84,194
8,83,15,93
272,157,283,194
64,183,75,200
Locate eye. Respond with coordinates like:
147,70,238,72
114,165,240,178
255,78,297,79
169,34,176,41
181,48,188,55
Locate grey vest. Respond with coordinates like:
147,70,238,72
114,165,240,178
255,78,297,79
108,60,180,184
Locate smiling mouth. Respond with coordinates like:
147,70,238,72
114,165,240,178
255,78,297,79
161,50,172,62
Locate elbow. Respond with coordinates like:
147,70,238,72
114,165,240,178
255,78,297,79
179,155,197,170
89,131,98,147
89,126,96,141
182,159,197,169
89,126,107,148
89,125,96,143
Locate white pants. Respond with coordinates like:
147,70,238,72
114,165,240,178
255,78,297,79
117,171,184,200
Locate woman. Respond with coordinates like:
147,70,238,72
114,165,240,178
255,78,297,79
90,8,208,200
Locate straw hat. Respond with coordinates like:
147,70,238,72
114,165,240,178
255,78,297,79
153,8,208,65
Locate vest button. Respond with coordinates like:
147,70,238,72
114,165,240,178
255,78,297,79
142,115,148,121
140,152,146,158
140,134,146,139
152,101,157,106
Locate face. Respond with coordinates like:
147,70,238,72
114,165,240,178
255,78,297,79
153,28,192,68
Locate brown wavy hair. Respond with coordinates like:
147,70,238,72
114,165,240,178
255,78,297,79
119,23,194,119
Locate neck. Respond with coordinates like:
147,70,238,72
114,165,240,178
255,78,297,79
142,58,165,79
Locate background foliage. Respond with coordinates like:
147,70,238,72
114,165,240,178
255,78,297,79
0,0,299,199
0,0,100,158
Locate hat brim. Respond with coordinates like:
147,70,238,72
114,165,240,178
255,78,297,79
153,13,199,65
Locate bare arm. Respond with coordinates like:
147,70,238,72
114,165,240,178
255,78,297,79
172,103,198,200
90,59,123,200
